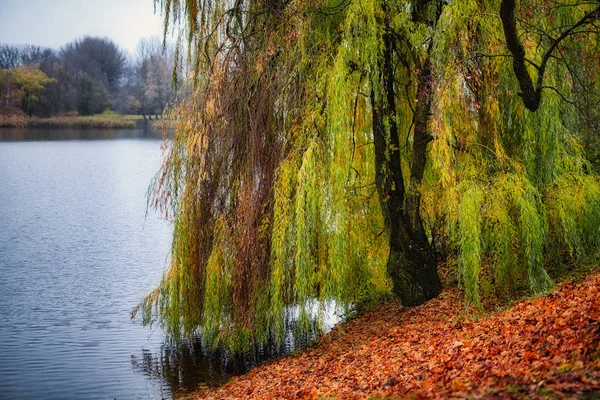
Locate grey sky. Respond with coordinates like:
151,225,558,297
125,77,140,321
0,0,169,54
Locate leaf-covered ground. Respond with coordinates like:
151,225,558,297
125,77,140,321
188,274,600,399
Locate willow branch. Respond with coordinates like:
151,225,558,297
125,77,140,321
500,0,600,111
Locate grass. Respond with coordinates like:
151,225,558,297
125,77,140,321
0,112,143,129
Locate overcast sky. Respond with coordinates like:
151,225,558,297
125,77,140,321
0,0,171,55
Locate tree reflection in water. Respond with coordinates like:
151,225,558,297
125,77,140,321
131,319,326,398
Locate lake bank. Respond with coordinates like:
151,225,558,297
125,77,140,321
0,114,167,130
186,270,600,399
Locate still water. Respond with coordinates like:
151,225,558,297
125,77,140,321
0,129,232,399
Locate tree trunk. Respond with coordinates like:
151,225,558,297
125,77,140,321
371,32,441,307
500,0,540,111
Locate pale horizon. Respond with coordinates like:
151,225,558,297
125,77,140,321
0,0,173,54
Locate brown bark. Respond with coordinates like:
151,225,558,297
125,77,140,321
371,31,441,307
500,0,539,111
500,0,600,112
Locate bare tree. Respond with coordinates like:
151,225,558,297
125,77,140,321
57,36,126,114
131,36,175,119
0,44,21,69
60,36,126,95
19,45,55,67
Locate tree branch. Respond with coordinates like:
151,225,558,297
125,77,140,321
500,0,600,111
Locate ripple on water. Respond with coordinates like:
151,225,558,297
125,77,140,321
0,133,342,400
0,136,175,399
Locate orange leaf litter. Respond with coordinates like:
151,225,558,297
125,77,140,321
186,274,600,399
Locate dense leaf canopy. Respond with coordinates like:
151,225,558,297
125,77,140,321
135,0,600,352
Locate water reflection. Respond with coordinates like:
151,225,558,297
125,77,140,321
132,338,235,397
0,129,341,399
0,127,164,141
132,320,328,397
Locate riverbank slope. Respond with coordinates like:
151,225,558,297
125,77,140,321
187,271,600,399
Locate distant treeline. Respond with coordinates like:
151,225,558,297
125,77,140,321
0,36,177,119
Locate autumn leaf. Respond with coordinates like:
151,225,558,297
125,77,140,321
187,273,600,399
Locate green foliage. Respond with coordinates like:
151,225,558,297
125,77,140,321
457,184,484,308
11,66,54,116
135,0,600,350
426,0,599,306
547,174,600,263
0,69,22,115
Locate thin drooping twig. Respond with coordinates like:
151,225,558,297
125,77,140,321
500,0,600,111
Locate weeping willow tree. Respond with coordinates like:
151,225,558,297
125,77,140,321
134,0,600,351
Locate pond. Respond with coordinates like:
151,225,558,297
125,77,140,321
0,129,251,399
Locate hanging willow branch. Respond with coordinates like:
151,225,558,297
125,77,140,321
500,0,600,111
135,0,600,351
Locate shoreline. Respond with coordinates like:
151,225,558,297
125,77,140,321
0,115,161,130
186,270,600,399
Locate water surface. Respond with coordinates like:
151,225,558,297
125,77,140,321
0,127,163,141
0,131,177,399
0,129,339,399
